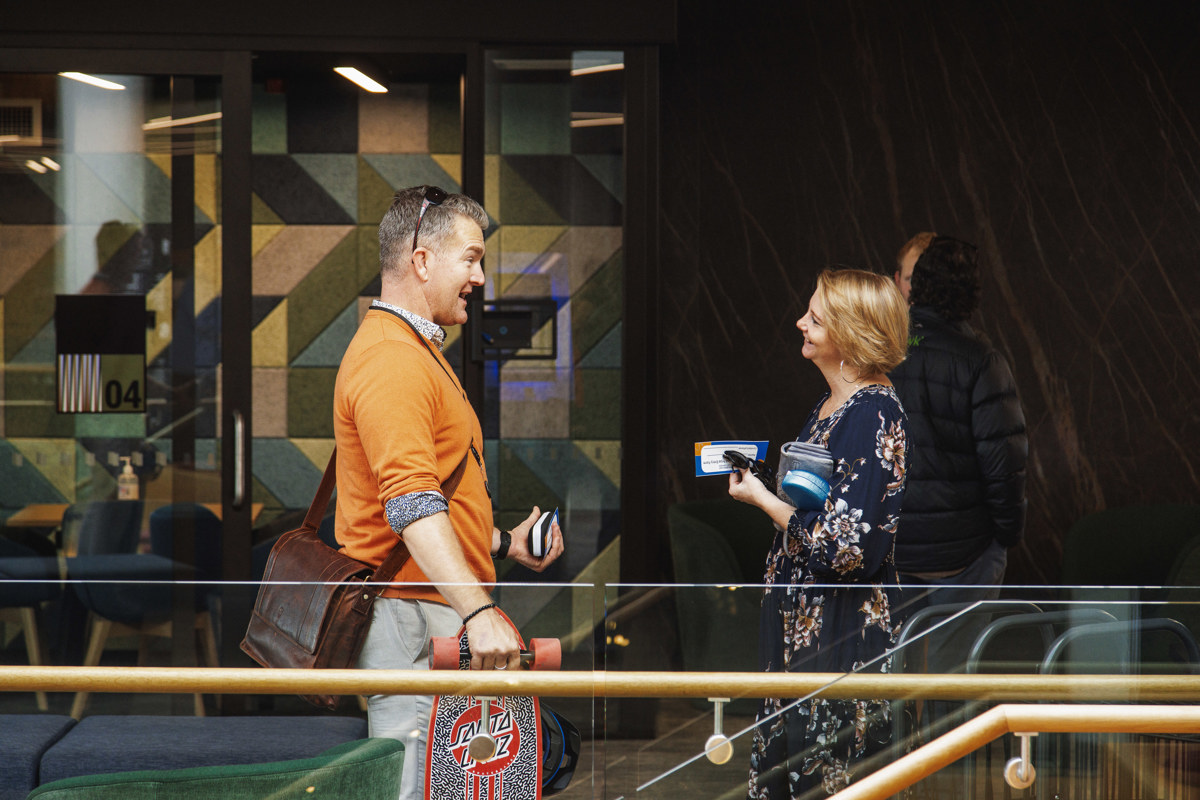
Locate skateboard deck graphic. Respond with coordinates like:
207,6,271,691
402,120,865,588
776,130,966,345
427,610,558,800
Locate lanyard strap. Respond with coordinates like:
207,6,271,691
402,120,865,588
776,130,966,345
374,306,490,498
381,307,468,402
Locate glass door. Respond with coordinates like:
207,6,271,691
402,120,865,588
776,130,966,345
480,48,626,610
0,60,240,715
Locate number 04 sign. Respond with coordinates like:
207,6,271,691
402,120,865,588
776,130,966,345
55,295,147,414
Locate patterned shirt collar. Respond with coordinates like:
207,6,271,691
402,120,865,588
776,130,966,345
371,300,446,350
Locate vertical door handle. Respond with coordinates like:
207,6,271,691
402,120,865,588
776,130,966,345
232,409,245,509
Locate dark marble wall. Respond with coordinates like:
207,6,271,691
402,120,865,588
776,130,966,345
657,0,1200,584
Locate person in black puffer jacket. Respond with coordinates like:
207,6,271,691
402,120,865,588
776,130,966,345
888,235,1028,620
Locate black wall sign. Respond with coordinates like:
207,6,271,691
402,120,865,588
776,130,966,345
55,295,147,414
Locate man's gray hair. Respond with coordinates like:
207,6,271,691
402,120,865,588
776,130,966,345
378,186,488,275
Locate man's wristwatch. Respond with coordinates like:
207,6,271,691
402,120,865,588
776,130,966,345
494,530,512,560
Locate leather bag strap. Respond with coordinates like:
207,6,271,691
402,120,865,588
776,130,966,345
303,450,339,532
307,446,472,586
372,536,412,584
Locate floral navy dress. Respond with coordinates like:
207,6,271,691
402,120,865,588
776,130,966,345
748,384,908,798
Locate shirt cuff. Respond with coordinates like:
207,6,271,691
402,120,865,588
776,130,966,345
385,491,448,534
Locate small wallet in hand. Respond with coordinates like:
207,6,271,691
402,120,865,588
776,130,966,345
723,449,777,487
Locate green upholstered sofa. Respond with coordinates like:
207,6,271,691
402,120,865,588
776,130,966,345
25,738,404,800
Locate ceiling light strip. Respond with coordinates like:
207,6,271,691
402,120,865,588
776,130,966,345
334,67,387,93
58,72,126,90
569,116,625,128
142,112,224,131
570,63,625,77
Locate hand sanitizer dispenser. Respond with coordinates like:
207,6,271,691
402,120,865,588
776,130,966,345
118,456,138,501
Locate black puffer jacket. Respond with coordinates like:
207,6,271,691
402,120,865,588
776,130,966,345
888,305,1028,573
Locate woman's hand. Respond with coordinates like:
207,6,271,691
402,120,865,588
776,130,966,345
729,468,802,530
728,468,770,507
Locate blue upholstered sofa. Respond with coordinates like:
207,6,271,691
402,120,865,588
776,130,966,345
0,714,369,799
26,738,404,800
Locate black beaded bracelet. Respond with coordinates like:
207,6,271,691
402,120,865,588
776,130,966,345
494,530,512,560
462,602,496,626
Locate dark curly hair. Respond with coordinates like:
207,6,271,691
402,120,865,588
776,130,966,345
909,236,980,322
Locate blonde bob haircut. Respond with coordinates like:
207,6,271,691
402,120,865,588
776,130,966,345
815,268,909,375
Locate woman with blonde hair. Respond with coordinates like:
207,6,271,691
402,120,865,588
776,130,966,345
728,268,910,797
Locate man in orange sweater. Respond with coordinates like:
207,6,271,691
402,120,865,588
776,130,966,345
335,185,564,799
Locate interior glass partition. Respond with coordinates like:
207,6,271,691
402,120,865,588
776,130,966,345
481,49,626,592
0,68,224,704
3,574,1200,797
602,583,1200,800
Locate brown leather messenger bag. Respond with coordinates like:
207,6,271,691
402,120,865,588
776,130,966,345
240,448,465,710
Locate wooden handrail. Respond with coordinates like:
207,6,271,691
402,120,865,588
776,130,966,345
3,666,1200,700
833,704,1200,800
4,667,1199,797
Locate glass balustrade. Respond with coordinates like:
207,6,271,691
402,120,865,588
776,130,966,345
3,573,1200,799
600,583,1200,800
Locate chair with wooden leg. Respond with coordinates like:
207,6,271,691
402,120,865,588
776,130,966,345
0,535,62,711
68,501,226,718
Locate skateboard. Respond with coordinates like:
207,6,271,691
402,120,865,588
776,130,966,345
426,609,561,800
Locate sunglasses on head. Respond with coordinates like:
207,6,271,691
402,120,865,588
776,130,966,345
412,186,448,252
724,450,777,486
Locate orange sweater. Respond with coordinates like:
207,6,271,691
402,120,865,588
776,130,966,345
333,308,494,602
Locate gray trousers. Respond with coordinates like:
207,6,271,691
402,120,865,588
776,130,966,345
357,597,462,800
899,540,1009,673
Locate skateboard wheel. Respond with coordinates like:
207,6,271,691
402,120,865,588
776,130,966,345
430,636,461,670
528,638,561,671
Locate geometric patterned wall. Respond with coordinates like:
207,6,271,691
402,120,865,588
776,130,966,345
482,53,625,585
248,58,626,589
248,77,466,520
